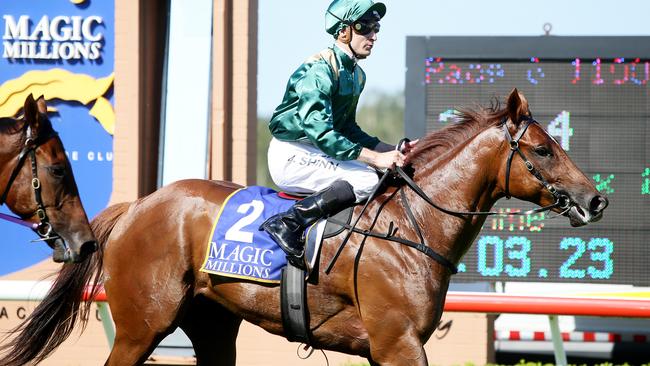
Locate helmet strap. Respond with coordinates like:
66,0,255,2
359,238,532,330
347,31,366,60
340,25,352,44
328,10,367,60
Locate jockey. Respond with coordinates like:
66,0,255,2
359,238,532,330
260,0,415,267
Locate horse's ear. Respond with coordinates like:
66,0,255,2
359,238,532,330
36,95,47,115
23,94,39,126
506,88,530,126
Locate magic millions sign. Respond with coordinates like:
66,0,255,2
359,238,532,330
3,14,104,60
0,0,114,275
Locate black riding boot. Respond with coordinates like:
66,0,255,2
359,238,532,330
260,180,356,267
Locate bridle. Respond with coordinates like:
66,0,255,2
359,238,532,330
0,123,62,244
326,116,573,275
504,115,570,205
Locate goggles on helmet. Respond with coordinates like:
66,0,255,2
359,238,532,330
352,20,380,35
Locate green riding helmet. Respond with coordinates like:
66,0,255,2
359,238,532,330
325,0,386,38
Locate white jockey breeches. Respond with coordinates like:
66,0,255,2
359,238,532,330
267,138,379,202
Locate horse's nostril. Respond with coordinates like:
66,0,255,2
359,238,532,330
589,195,608,213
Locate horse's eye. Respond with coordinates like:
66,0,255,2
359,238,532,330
48,165,66,178
534,146,553,157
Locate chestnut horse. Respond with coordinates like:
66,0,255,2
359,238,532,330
0,90,608,366
0,95,96,263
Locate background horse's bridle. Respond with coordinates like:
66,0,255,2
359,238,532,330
0,124,62,244
326,116,573,275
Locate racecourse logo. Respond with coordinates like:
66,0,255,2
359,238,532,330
2,14,105,61
0,69,115,135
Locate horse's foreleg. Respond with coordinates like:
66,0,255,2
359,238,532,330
363,312,429,366
366,336,428,366
105,329,169,366
180,295,242,366
103,289,187,366
102,257,193,364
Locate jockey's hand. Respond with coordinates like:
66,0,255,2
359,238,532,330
400,139,419,154
359,148,405,170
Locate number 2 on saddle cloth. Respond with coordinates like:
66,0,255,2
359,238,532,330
200,186,317,283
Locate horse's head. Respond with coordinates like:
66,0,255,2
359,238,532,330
0,95,97,262
497,88,608,226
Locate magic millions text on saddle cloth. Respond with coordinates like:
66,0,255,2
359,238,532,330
200,186,298,283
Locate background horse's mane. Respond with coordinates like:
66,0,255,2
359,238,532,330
0,113,54,136
0,117,24,135
406,99,508,166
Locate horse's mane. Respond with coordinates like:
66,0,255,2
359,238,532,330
406,99,508,166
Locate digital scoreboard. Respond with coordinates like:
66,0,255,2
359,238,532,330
405,37,650,286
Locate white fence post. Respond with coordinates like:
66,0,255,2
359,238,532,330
96,302,115,348
548,315,568,365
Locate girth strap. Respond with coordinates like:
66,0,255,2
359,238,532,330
280,262,311,344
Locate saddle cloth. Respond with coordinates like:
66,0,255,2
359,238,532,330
199,186,331,283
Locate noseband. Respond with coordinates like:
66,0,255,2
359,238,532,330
0,124,61,243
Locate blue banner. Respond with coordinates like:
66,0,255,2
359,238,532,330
0,0,114,275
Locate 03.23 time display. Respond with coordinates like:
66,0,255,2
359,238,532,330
460,235,613,281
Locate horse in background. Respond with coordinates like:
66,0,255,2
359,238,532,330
0,89,607,365
0,94,96,263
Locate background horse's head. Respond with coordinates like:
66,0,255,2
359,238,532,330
496,88,608,226
0,95,97,262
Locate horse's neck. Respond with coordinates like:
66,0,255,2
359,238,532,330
410,127,504,262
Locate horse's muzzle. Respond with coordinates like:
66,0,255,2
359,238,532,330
567,194,608,227
70,240,98,263
51,239,98,263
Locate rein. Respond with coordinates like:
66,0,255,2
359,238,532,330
326,186,459,274
0,124,61,243
325,117,573,275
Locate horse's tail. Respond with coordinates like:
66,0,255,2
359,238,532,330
0,202,131,366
